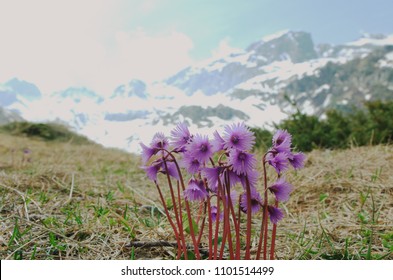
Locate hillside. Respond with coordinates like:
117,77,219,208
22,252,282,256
0,132,392,259
280,46,393,115
1,31,393,152
0,107,24,125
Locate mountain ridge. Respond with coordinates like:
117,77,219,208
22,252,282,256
1,30,393,152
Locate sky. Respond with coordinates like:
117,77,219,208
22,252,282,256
1,0,392,96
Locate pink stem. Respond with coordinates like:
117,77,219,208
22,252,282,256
213,180,222,259
162,157,188,259
245,176,252,260
207,196,213,259
163,150,201,259
270,200,279,260
257,153,269,260
154,182,182,259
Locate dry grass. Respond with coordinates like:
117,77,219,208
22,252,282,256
0,133,392,259
277,146,393,259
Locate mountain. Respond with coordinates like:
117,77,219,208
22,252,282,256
0,107,24,125
165,31,320,96
46,87,105,130
52,87,104,104
1,31,393,152
0,78,42,115
111,79,148,99
3,78,42,102
280,46,393,115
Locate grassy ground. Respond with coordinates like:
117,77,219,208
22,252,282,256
0,133,392,260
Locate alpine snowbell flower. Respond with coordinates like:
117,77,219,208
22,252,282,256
240,187,262,214
267,206,284,224
266,152,289,174
210,206,223,222
268,178,293,202
238,169,260,190
184,178,208,201
229,150,257,175
211,130,226,152
288,152,306,170
142,163,161,181
181,153,201,174
271,129,292,154
140,122,305,260
186,134,213,164
202,167,223,191
150,132,169,150
160,161,180,181
170,122,191,150
140,142,157,164
222,122,255,151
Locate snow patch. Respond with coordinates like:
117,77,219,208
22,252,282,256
315,84,330,94
379,51,393,68
262,29,290,42
322,94,332,108
346,35,393,47
302,100,315,115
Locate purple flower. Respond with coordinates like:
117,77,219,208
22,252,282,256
150,132,169,150
211,130,225,152
170,122,191,150
238,169,260,189
268,178,293,202
223,122,255,151
288,152,306,170
268,206,284,224
140,142,157,164
227,169,241,188
181,153,201,174
184,178,208,201
240,187,262,214
210,206,223,222
160,161,180,181
186,134,213,164
142,160,180,181
202,167,223,190
142,163,161,181
224,189,238,207
266,152,288,174
218,169,241,189
272,130,292,154
229,149,256,175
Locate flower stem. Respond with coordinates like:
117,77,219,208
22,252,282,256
213,180,222,259
257,153,269,260
226,182,241,259
164,150,201,259
270,200,279,260
154,181,182,259
245,176,252,260
162,157,188,259
197,202,207,245
207,196,213,260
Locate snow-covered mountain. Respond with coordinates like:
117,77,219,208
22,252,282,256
0,106,24,125
0,78,42,115
1,31,393,152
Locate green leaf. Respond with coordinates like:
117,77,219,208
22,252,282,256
319,193,329,202
183,214,198,235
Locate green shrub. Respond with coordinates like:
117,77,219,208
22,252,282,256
0,122,91,144
276,100,393,151
365,100,393,144
250,127,272,152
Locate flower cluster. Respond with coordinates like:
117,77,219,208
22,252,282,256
140,123,305,260
263,130,306,224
